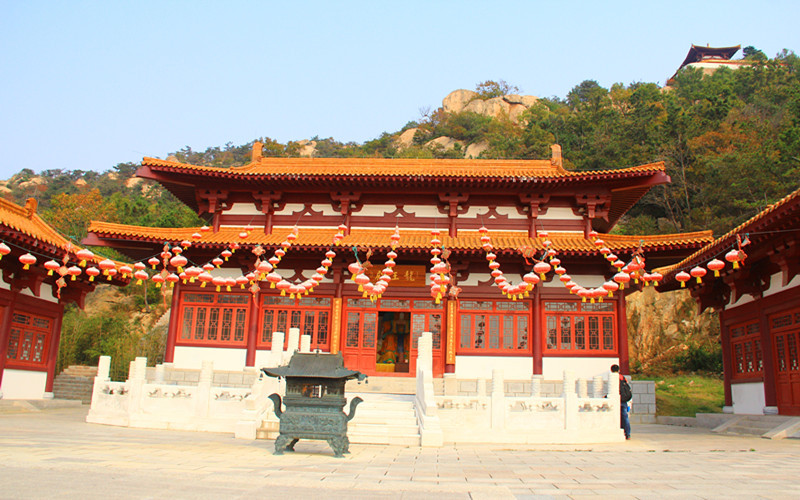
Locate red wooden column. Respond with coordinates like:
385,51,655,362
617,292,630,374
245,288,260,366
532,288,543,375
758,300,778,409
164,284,182,363
44,303,65,394
0,292,17,389
444,298,456,374
719,309,733,408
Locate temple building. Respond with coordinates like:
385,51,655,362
666,44,748,86
83,144,712,381
658,186,800,416
0,198,127,399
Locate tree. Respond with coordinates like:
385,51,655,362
474,80,519,99
41,189,118,241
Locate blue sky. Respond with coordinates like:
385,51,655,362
1,1,798,178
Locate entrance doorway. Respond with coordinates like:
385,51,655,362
340,298,444,376
771,307,800,415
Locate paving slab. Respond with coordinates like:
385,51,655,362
0,406,799,499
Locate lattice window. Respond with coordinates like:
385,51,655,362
346,312,360,348
5,310,53,369
544,301,617,354
730,319,763,379
458,300,530,354
178,292,249,346
381,299,410,310
363,314,377,348
258,295,332,351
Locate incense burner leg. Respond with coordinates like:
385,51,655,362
274,434,292,455
287,438,299,451
328,436,347,458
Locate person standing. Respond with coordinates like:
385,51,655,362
611,364,632,439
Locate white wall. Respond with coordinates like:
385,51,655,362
542,357,619,380
172,346,247,371
0,369,48,399
454,356,532,379
538,207,579,221
732,382,766,415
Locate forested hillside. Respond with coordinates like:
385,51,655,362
3,48,797,376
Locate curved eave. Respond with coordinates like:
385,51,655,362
656,186,800,291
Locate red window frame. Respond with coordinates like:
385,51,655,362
543,301,616,355
5,310,53,369
457,299,530,355
178,292,250,347
730,319,763,380
258,295,332,351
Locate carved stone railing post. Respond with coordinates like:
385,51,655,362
287,327,300,354
490,369,505,430
90,355,112,408
592,375,604,398
477,378,487,398
530,374,543,397
154,364,165,383
562,370,577,431
415,331,443,447
128,357,147,416
195,360,213,418
300,334,311,353
577,378,588,398
272,331,285,365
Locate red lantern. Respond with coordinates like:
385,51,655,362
587,230,597,240
134,269,149,285
181,240,192,249
198,272,213,288
200,225,210,232
603,281,620,297
613,272,631,290
675,271,691,288
266,272,282,288
690,266,707,284
225,277,236,292
166,273,180,288
348,262,363,277
523,272,540,288
148,256,160,269
192,232,202,241
594,238,605,248
185,266,202,283
325,250,337,260
212,276,226,292
152,274,166,288
119,265,133,278
203,263,215,272
19,253,37,270
725,249,742,269
134,262,146,272
0,242,10,260
538,230,549,239
559,274,572,284
533,261,551,280
650,271,663,286
170,255,188,273
212,257,224,268
44,260,60,275
85,267,100,281
354,273,370,292
221,250,233,261
99,259,115,275
707,258,725,277
76,248,94,267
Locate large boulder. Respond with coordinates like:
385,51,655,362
426,136,462,151
442,89,479,114
465,141,489,159
396,128,418,149
297,140,317,157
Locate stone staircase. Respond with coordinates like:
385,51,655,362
347,393,420,446
713,415,800,439
256,392,421,446
52,365,97,404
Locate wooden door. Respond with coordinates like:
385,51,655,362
772,308,800,415
341,310,378,373
409,311,444,377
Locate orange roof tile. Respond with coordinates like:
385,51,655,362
88,221,712,255
141,156,666,180
0,198,128,270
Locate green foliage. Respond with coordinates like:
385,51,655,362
474,79,519,99
671,342,724,374
634,374,725,416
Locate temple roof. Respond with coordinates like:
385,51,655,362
656,185,800,290
678,44,741,70
140,155,668,179
85,221,713,265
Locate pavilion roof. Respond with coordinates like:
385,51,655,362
85,221,713,265
656,185,800,290
679,44,741,70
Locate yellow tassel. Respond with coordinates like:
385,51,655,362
216,285,221,291
695,277,702,284
89,276,94,282
280,290,285,296
201,282,207,287
680,281,686,288
226,286,231,292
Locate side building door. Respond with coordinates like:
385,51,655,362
771,307,800,415
341,298,379,373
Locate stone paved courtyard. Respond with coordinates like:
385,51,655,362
0,405,798,499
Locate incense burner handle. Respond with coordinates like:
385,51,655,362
346,396,363,422
268,393,283,418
